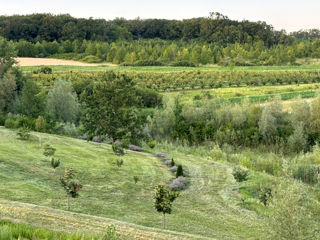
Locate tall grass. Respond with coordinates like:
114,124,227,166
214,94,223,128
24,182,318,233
0,220,118,240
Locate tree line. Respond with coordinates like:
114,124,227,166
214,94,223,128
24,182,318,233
0,13,292,45
4,37,320,66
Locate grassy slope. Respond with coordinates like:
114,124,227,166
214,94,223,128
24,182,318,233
0,127,263,239
20,64,320,73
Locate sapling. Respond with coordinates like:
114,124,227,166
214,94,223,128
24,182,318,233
133,176,139,184
171,158,175,167
17,127,30,140
51,158,60,170
112,143,125,156
60,168,82,211
43,144,56,158
116,159,124,168
154,184,179,229
176,164,183,178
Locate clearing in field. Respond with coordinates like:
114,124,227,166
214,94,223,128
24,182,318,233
15,57,107,67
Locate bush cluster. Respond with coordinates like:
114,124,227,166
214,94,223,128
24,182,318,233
293,165,319,184
232,166,249,182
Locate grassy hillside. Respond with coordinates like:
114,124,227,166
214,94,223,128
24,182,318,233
0,127,264,239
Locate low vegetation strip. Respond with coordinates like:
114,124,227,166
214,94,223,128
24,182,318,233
0,199,208,240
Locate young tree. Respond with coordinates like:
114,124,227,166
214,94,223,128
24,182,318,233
0,72,16,113
60,168,82,211
259,106,277,144
35,116,46,133
309,94,320,137
133,176,139,184
287,123,307,153
116,159,124,168
176,165,183,178
51,158,60,171
21,78,44,118
43,144,56,158
0,37,17,76
266,181,318,240
82,71,143,142
154,185,179,229
46,79,79,123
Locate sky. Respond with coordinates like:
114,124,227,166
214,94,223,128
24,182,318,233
0,0,319,32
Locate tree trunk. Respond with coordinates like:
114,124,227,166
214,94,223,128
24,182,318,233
67,195,70,211
162,213,166,229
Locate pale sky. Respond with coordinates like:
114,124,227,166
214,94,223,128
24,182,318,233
0,0,319,32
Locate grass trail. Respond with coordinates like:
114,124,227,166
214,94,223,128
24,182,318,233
0,127,263,239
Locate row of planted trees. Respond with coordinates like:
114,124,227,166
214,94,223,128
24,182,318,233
3,36,320,66
32,70,320,92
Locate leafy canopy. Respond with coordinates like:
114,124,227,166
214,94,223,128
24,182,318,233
82,71,143,141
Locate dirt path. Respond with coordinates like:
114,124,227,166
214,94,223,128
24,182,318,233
15,57,101,67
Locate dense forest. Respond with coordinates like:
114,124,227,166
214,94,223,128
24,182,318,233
0,13,319,66
0,13,290,44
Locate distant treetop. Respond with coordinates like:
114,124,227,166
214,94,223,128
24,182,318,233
0,13,297,46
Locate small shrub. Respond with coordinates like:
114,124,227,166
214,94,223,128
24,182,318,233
133,176,139,184
240,156,253,169
232,166,249,182
103,225,120,240
293,165,319,184
119,139,130,149
148,141,156,149
112,144,125,156
171,158,175,167
39,67,52,74
169,176,188,191
259,187,272,206
116,159,124,168
209,145,226,161
43,144,56,158
0,114,5,126
58,122,79,137
16,116,35,130
193,95,202,101
176,165,184,178
51,158,60,169
169,61,196,67
35,116,46,132
255,156,282,176
4,118,16,129
134,60,164,66
16,127,30,140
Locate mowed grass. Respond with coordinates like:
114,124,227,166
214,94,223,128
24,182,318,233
0,127,264,239
20,63,320,73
